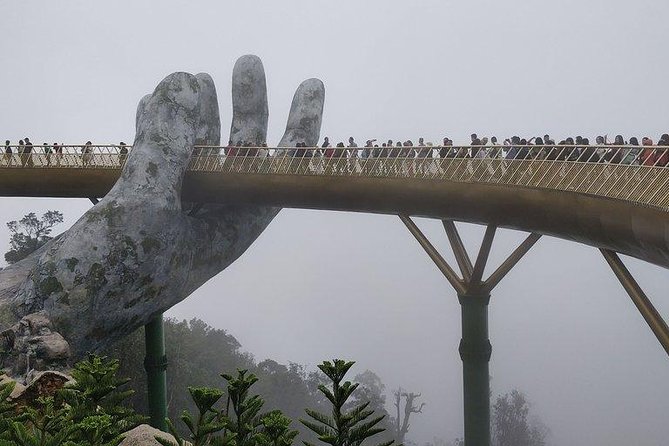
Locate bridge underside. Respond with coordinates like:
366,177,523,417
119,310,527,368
2,167,668,270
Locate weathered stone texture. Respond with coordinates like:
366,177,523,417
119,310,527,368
0,55,324,379
120,424,187,446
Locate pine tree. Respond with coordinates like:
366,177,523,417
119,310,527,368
0,381,18,444
301,360,396,446
59,354,146,443
158,386,233,446
159,369,297,446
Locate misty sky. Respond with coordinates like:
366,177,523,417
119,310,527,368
2,1,669,445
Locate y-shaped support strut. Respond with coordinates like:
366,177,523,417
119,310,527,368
399,215,541,446
600,249,669,356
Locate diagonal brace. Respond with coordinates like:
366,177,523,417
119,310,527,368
470,225,497,285
483,233,542,292
600,249,669,357
400,215,467,295
442,220,474,281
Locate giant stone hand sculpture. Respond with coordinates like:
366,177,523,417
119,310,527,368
0,55,325,377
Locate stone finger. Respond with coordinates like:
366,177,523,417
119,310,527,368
278,78,325,147
229,55,268,146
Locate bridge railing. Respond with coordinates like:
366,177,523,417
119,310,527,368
1,145,126,169
2,144,668,209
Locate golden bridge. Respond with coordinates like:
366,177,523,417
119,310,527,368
2,144,668,265
2,143,668,445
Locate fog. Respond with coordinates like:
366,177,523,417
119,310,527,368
2,1,669,445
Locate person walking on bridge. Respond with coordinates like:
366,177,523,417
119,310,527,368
322,137,334,159
53,143,63,166
23,137,33,168
4,140,11,166
119,142,129,166
655,134,669,167
82,141,93,166
640,137,656,166
470,133,482,158
43,143,52,166
321,136,330,151
347,136,358,173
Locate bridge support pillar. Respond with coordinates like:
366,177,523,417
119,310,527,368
459,293,492,446
144,313,167,431
399,215,541,446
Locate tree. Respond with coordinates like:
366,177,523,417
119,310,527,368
158,369,297,446
351,371,394,444
104,318,333,440
103,318,255,424
0,355,144,446
255,360,320,427
4,210,63,264
301,359,395,446
492,389,549,446
391,388,425,444
59,354,146,439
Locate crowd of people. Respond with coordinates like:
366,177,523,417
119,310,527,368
263,133,669,167
3,139,129,167
4,133,669,168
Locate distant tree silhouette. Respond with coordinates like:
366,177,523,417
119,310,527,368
352,370,395,444
391,388,425,444
492,389,549,446
4,211,63,264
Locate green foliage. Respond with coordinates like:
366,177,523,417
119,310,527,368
4,211,63,264
349,371,393,445
256,411,299,446
301,360,395,446
104,318,328,440
104,318,256,424
255,360,326,431
157,386,232,446
159,370,298,446
0,355,144,446
60,353,146,439
223,369,265,446
0,381,16,434
3,397,77,446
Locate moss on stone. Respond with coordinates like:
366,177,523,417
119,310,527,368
105,289,120,301
146,162,158,178
58,292,70,306
106,236,139,267
39,276,63,295
85,263,108,299
86,201,124,226
141,285,161,301
0,305,16,328
138,275,153,287
65,257,79,272
141,237,161,255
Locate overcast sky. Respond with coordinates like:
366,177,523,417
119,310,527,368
2,1,669,445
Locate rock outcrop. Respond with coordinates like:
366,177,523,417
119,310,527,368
120,424,187,446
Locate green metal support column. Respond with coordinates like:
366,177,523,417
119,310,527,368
458,294,491,446
144,313,167,431
401,216,539,446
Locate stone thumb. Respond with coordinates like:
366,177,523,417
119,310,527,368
107,72,207,210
